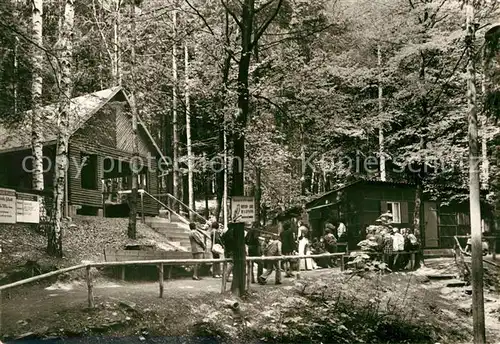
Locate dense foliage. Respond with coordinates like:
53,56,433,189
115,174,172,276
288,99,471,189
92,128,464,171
1,0,500,218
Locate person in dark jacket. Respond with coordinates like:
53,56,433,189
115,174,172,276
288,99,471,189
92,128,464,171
246,222,263,283
280,221,296,277
210,221,223,278
221,225,235,283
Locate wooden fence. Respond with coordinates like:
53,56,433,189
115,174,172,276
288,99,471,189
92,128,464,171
0,251,347,333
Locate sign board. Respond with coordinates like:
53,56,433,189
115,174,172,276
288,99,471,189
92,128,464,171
230,196,255,225
16,193,40,224
0,188,16,224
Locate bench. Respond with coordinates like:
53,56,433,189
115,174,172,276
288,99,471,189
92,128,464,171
104,248,193,280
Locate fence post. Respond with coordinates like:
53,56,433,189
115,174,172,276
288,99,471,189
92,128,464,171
221,262,227,294
340,254,345,271
230,223,246,296
492,240,496,261
86,265,94,308
159,263,164,298
246,260,252,289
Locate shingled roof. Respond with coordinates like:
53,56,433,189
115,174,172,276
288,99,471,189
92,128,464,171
0,86,123,153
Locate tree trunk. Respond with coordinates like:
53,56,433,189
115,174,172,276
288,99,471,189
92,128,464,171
48,0,74,257
480,51,489,190
412,181,422,239
465,2,486,342
378,44,386,181
205,174,210,218
185,43,195,219
231,0,254,197
172,8,180,206
31,0,44,192
113,0,121,86
214,128,224,221
127,2,138,240
13,0,18,116
255,167,261,224
300,139,307,195
215,10,232,224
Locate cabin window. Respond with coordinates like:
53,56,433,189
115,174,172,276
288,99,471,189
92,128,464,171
381,200,409,223
387,202,401,223
81,153,98,190
138,173,147,190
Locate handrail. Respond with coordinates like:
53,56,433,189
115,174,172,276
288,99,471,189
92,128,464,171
153,193,208,224
0,252,347,291
143,190,210,240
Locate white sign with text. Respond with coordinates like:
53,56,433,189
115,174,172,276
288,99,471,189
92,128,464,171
16,193,40,224
0,188,16,224
230,196,255,224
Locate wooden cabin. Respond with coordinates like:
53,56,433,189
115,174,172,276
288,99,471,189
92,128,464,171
0,87,162,217
305,180,492,250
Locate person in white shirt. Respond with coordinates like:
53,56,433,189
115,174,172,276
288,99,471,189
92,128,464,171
392,228,405,270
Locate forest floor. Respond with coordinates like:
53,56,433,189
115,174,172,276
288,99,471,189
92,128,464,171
0,216,181,285
1,259,499,344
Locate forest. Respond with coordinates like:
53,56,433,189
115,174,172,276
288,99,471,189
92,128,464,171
1,0,500,253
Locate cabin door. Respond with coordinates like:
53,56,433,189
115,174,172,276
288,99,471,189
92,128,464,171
424,202,439,248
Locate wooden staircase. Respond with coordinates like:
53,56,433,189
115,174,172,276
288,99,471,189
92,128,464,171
146,215,192,251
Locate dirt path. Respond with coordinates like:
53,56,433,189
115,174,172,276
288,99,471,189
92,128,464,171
0,269,330,338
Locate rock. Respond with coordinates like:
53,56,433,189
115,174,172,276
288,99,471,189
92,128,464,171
15,332,37,340
125,316,131,321
35,326,50,335
107,321,125,329
458,304,472,315
89,325,109,333
446,281,467,288
139,336,146,341
16,319,28,326
112,312,118,316
119,301,137,312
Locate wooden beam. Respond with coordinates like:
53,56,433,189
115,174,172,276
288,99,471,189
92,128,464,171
86,266,94,308
231,223,246,296
158,263,164,298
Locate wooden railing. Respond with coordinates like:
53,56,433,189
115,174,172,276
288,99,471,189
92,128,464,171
0,252,346,320
454,235,498,260
148,192,210,239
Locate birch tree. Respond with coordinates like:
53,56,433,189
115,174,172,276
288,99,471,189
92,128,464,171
128,0,139,239
465,1,485,342
48,0,75,257
172,6,180,205
185,43,195,218
31,0,44,192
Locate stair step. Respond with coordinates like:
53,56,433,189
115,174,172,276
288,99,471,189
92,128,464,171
154,230,189,237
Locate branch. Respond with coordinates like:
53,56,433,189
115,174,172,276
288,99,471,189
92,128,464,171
251,0,283,50
91,0,114,64
255,0,275,14
184,0,216,36
221,0,242,29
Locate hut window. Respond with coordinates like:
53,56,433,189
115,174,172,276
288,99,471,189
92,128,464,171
387,202,401,223
81,153,98,190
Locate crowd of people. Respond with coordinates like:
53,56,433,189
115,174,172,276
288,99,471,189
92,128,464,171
187,216,350,284
362,212,421,270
